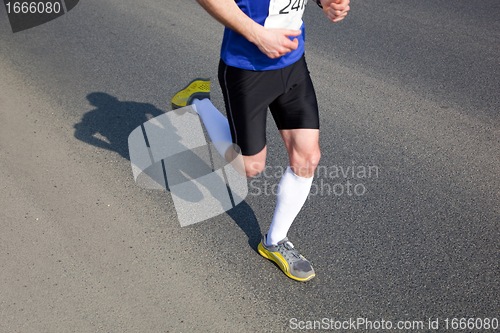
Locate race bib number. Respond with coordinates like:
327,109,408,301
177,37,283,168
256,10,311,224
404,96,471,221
264,0,307,30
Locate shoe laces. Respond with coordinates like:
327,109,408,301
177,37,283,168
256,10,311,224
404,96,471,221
280,240,301,261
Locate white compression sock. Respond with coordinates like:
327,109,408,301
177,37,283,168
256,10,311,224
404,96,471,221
266,166,314,246
192,98,233,159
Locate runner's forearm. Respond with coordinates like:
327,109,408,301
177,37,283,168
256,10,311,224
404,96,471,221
195,0,262,45
196,0,301,59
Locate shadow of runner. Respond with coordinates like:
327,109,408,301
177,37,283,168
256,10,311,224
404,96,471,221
74,92,261,249
74,92,164,160
226,202,262,252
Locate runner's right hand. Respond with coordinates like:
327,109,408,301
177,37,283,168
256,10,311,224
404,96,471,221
250,26,301,59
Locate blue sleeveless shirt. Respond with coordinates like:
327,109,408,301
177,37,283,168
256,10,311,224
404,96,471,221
220,0,307,71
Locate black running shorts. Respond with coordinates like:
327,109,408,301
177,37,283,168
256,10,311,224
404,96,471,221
218,55,319,156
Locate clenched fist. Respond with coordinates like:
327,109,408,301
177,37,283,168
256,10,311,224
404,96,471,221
320,0,350,23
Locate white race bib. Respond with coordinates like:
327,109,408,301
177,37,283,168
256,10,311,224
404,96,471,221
264,0,307,30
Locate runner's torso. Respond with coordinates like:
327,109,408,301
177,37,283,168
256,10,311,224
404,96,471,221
221,0,308,71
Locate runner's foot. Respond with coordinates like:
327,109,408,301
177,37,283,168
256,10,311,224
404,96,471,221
171,78,210,110
258,234,315,282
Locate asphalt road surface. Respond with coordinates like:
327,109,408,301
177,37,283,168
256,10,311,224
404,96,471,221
1,0,499,332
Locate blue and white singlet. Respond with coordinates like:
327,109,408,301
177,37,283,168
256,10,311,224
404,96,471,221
220,0,308,71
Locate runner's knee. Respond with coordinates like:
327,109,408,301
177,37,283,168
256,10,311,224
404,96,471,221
245,161,266,178
290,149,321,177
238,147,267,178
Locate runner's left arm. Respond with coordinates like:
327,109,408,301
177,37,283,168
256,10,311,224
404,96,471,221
314,0,350,23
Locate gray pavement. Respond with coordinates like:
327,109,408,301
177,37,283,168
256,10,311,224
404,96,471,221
1,0,499,331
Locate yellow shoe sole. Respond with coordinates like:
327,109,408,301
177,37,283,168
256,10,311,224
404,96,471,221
171,78,210,110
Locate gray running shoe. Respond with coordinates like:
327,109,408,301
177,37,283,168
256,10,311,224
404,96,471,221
258,234,315,282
